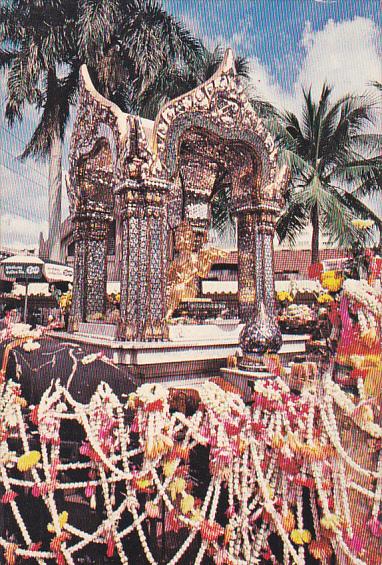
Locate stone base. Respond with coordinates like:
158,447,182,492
77,322,118,340
48,329,309,387
239,353,270,373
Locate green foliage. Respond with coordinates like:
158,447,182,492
275,84,382,262
0,0,208,157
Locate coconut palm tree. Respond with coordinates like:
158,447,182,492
274,84,382,264
0,0,204,259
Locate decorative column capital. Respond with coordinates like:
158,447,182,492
115,178,169,219
73,209,112,241
254,202,281,227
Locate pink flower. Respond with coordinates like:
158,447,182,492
225,505,235,518
85,483,96,498
106,535,115,558
1,490,18,503
130,416,139,433
166,509,182,533
200,520,224,541
344,533,364,554
31,484,41,498
367,517,382,537
224,421,240,437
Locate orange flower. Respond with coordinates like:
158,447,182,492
224,525,233,545
167,445,190,461
309,539,333,560
5,543,17,565
282,510,296,533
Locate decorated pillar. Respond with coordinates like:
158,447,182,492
239,204,282,369
68,205,112,331
116,179,170,341
236,213,256,322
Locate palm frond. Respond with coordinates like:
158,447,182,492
0,47,17,68
77,0,120,63
5,46,41,123
276,198,309,244
20,65,79,160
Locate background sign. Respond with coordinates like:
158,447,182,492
44,263,73,282
4,263,43,279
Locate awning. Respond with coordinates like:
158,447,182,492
43,263,73,283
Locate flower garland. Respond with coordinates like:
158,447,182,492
0,348,381,564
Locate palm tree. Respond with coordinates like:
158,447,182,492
274,84,382,264
0,0,204,259
1,0,78,259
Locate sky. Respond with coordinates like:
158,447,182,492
1,0,381,250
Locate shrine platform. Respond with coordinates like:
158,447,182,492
49,325,309,385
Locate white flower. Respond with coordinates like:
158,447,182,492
136,383,168,404
23,340,41,353
81,353,99,365
10,323,32,338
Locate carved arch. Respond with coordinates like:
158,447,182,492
151,49,285,211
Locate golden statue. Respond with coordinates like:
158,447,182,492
165,221,228,321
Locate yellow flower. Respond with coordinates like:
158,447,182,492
127,393,138,409
17,451,41,472
321,271,343,293
190,508,202,523
290,529,312,545
320,512,341,532
351,218,374,230
350,355,365,369
163,460,177,478
47,511,68,533
277,291,293,303
224,525,233,545
361,327,378,344
169,478,186,500
266,484,275,499
136,478,152,490
271,432,284,448
180,494,194,514
317,293,334,304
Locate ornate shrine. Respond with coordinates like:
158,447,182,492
67,49,289,358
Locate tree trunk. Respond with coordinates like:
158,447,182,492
378,225,382,255
47,127,62,261
311,203,320,265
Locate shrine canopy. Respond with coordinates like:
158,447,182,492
66,48,290,345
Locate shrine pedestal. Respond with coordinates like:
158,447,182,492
49,330,309,388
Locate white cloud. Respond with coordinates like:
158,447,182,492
248,58,296,112
249,17,381,114
298,17,381,100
